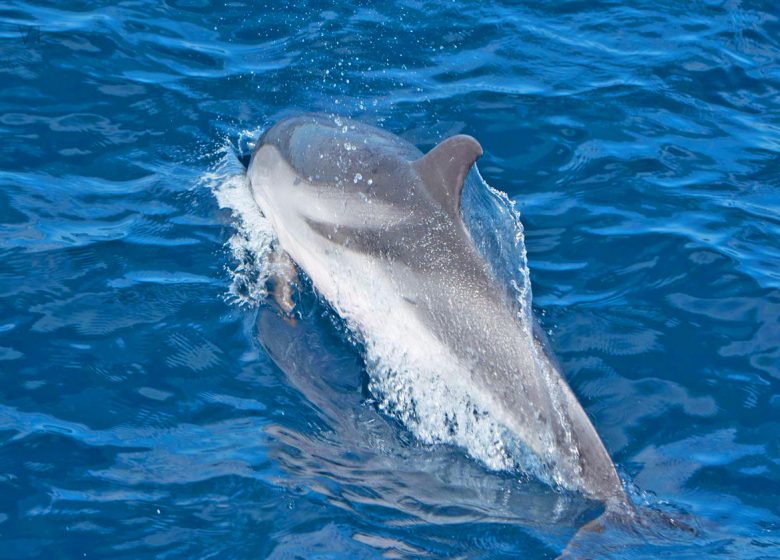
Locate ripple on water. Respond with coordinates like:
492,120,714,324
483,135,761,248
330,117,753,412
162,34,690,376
1,0,779,557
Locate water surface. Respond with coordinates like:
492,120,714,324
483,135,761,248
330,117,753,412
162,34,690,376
1,0,779,558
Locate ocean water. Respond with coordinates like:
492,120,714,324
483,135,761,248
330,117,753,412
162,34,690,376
1,0,779,558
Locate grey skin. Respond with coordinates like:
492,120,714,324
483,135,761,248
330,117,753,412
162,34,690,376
247,113,628,510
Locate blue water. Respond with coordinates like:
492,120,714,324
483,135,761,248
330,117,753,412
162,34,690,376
1,1,779,558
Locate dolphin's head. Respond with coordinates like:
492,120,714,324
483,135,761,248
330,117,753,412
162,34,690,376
249,114,423,197
248,114,483,220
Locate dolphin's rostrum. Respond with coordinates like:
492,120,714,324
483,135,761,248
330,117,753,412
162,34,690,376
246,113,628,510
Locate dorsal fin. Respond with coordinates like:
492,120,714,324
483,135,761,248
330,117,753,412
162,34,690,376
413,134,483,215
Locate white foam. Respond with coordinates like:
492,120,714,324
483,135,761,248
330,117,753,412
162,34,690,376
202,135,277,307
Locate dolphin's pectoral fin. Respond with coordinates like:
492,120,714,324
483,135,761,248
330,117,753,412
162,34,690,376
268,247,299,316
413,134,483,215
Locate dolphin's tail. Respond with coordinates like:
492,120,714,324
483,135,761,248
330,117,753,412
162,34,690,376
558,506,632,559
559,500,697,559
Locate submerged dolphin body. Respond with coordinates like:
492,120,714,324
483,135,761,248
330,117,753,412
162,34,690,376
246,114,627,509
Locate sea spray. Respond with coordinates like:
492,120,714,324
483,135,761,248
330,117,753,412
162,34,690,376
205,136,278,307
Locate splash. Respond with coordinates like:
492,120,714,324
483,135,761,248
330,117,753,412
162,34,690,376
203,133,278,307
461,167,534,331
461,169,580,486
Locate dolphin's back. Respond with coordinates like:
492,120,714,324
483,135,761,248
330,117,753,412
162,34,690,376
248,114,627,507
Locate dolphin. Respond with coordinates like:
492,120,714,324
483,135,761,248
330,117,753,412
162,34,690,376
245,113,629,512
